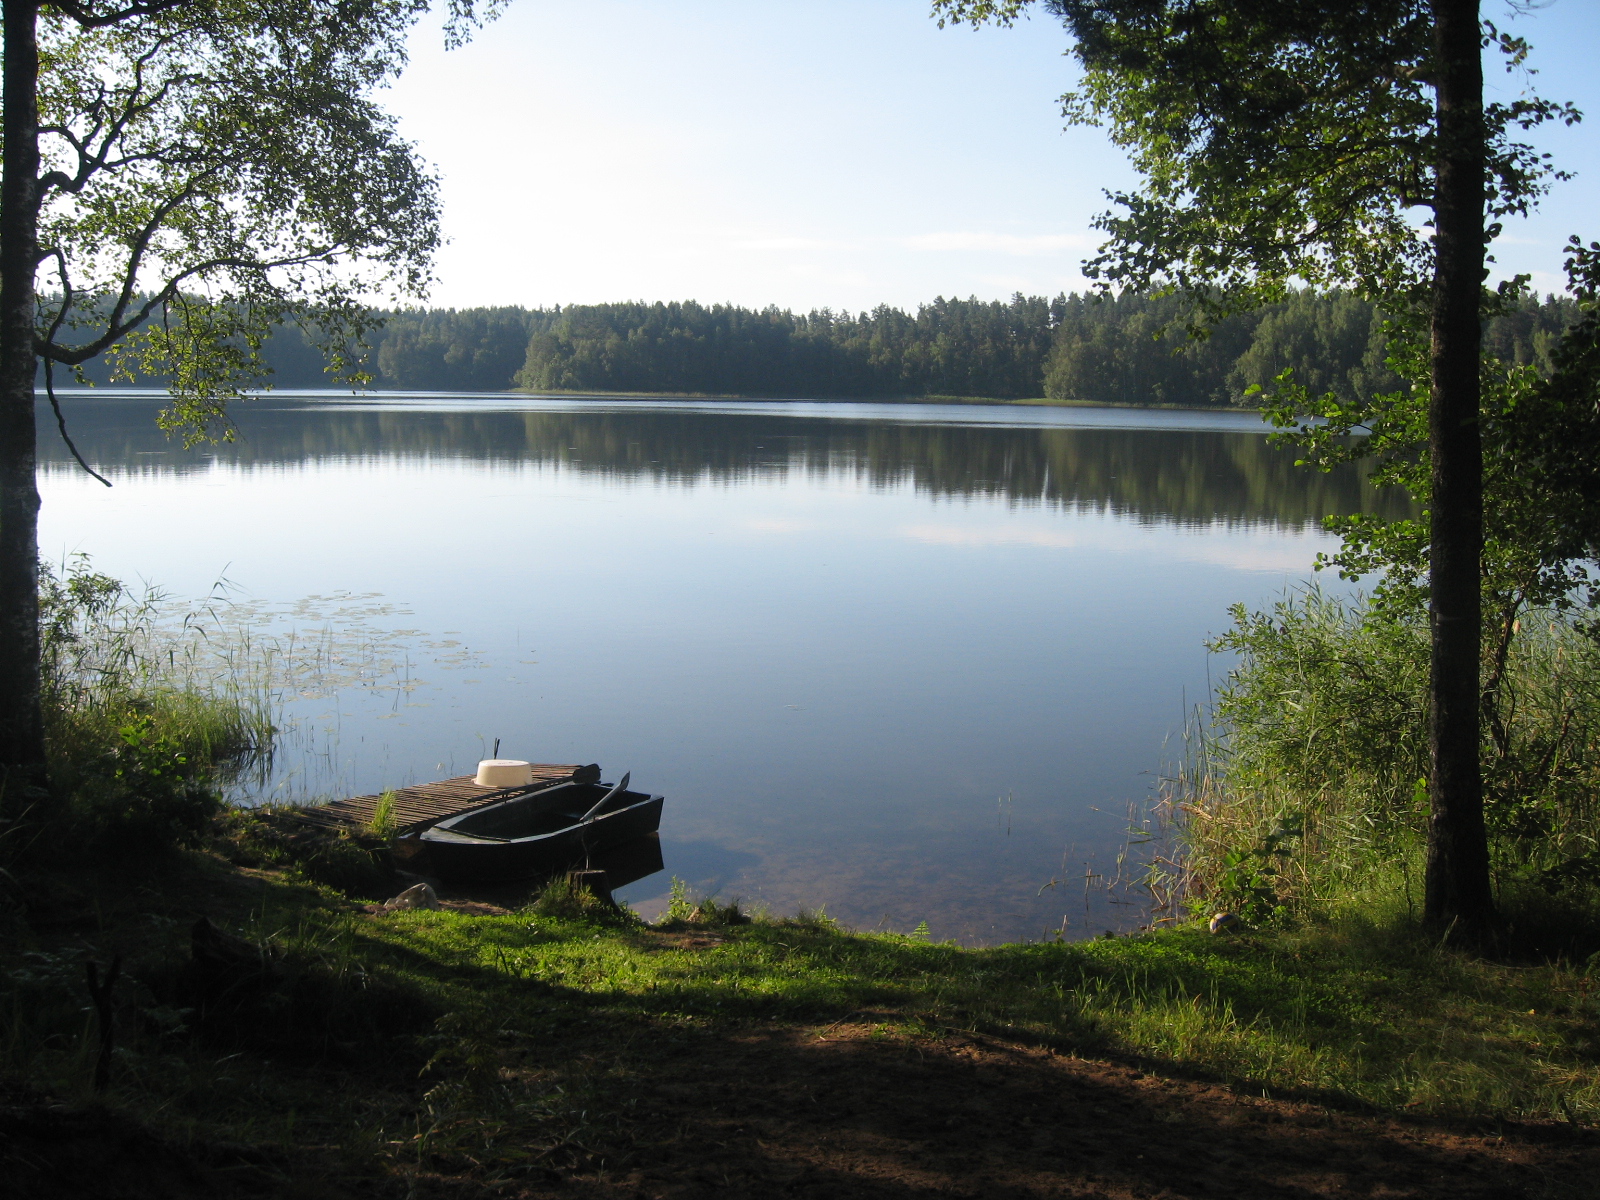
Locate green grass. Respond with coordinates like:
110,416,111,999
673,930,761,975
368,789,399,838
8,857,1598,1147
10,568,1600,1188
353,904,1600,1122
15,560,277,864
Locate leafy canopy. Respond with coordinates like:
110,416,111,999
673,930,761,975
1265,246,1600,626
934,1,1575,313
31,0,502,445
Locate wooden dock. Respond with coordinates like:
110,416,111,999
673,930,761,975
295,763,597,835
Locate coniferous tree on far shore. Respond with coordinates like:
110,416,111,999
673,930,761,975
64,291,1577,407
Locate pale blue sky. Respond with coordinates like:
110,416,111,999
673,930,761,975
384,0,1600,312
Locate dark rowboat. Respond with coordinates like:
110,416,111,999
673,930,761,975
418,774,664,883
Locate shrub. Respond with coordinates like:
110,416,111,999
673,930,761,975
1167,589,1600,921
16,559,275,864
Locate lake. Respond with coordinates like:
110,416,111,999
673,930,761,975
37,392,1404,943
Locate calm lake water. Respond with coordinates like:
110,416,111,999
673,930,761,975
37,392,1404,943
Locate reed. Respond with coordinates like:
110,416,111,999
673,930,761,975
19,559,278,861
1156,587,1600,928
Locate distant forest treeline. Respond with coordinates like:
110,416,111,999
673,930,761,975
67,291,1578,406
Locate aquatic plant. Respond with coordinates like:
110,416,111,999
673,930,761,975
26,559,277,860
1156,588,1600,929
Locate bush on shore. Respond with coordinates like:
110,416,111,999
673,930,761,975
9,561,275,865
1167,588,1600,939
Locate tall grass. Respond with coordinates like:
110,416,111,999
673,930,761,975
1162,588,1600,926
367,789,399,837
22,559,277,860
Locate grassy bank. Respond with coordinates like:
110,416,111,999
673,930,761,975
5,851,1600,1193
8,562,274,867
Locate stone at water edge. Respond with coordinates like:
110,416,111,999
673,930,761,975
385,882,440,910
1209,912,1241,934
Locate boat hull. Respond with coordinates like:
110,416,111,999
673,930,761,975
419,781,664,883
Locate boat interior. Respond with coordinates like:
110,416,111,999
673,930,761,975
438,781,649,841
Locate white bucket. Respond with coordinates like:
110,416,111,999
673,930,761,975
475,758,534,788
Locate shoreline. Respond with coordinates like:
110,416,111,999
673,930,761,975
512,387,1260,413
36,384,1262,416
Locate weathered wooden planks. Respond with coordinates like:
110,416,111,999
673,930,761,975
294,763,588,835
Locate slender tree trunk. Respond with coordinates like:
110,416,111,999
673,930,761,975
0,0,47,794
1423,0,1494,936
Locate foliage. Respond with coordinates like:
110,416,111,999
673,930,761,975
663,876,696,924
219,808,397,898
18,559,273,862
933,3,1591,608
648,876,750,930
77,287,1573,405
936,1,1575,313
516,295,1063,400
932,1,1584,933
1048,288,1393,406
374,306,536,391
935,3,1598,641
932,1,1592,626
30,0,507,436
1046,289,1574,407
1256,248,1600,700
524,874,636,924
368,789,399,838
1486,241,1600,610
1172,590,1600,917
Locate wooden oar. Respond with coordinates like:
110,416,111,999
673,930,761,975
579,772,630,824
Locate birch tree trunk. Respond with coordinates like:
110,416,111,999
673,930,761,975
0,0,46,791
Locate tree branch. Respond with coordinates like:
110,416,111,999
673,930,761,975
39,41,193,198
47,0,193,30
38,249,112,486
38,239,356,367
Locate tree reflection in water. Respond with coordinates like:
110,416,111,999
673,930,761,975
38,392,1409,531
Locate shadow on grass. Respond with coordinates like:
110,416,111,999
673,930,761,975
383,973,1600,1200
9,856,1600,1198
322,898,1600,1130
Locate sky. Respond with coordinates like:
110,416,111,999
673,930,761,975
381,0,1600,314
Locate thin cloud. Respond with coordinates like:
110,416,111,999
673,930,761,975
734,236,855,252
900,231,1092,255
